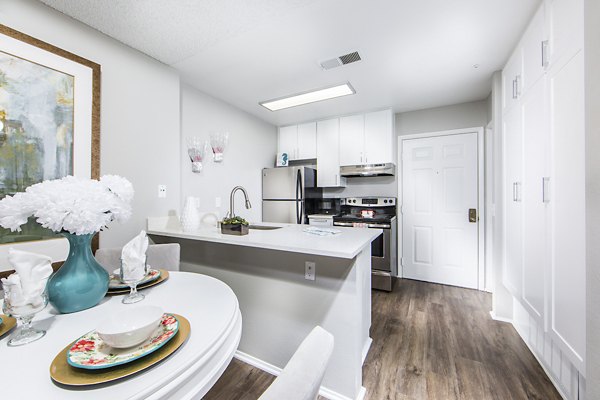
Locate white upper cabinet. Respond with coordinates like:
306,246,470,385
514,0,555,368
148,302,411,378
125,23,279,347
502,5,546,114
316,118,345,187
278,122,317,160
521,6,546,94
339,109,394,166
339,114,364,166
545,0,583,69
297,122,317,160
502,49,522,114
364,109,394,164
278,125,298,159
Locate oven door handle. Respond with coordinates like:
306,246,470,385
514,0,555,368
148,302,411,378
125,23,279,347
333,222,391,229
333,222,354,227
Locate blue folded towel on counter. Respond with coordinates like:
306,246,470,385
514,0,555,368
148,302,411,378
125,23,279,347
302,227,342,236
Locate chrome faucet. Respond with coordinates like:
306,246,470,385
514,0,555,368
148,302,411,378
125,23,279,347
227,186,252,218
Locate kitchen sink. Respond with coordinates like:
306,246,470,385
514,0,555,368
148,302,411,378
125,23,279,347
248,225,282,230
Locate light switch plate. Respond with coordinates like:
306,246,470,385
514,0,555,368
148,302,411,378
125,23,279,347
158,185,167,198
305,261,316,281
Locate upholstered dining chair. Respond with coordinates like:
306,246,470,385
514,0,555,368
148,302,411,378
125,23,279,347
94,243,181,273
258,326,334,400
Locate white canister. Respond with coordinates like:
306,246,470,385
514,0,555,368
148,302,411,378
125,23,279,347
181,197,201,232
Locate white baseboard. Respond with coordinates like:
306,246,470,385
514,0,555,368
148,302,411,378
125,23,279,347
235,350,282,376
489,310,513,324
234,350,366,400
361,337,373,364
508,323,571,400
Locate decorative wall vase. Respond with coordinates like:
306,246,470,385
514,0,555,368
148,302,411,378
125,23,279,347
187,137,209,173
210,131,229,162
47,232,109,314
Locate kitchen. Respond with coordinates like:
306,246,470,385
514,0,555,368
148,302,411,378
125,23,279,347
0,1,598,400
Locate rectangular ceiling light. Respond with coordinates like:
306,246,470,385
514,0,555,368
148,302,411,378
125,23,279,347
259,83,355,111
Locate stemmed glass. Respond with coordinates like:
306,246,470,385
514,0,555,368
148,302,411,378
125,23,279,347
2,278,49,346
119,258,148,304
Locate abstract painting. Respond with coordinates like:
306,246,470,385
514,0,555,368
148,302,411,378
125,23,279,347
0,24,100,251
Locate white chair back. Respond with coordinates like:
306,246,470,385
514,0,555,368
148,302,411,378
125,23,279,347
95,243,180,273
258,326,334,400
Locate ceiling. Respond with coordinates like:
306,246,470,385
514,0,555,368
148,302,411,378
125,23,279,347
39,0,541,126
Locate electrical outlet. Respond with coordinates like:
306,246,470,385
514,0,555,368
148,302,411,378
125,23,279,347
305,261,316,281
158,185,167,198
215,197,221,208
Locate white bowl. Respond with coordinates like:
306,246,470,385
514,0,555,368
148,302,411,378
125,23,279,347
96,305,164,348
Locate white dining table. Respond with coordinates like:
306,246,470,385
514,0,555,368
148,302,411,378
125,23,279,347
0,271,242,399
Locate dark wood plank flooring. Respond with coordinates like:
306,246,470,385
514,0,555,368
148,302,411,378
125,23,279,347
204,279,561,400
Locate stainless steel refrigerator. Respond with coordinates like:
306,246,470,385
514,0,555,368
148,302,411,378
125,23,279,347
262,166,321,224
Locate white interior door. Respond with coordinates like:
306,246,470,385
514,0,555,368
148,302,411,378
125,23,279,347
402,133,479,289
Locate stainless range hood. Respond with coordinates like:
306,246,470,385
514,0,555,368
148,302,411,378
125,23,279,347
340,163,395,177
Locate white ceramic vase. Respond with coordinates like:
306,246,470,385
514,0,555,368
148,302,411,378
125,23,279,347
181,197,201,232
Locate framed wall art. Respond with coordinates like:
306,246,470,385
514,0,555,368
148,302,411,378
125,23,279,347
0,24,100,271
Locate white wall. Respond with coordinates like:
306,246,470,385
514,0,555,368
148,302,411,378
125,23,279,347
585,0,600,397
180,84,276,223
396,100,489,136
0,0,181,260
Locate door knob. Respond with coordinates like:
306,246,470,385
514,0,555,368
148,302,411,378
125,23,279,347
469,208,477,223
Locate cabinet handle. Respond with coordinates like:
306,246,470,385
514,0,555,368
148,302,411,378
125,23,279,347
513,182,522,202
512,79,517,99
541,40,549,68
515,75,521,98
542,177,550,203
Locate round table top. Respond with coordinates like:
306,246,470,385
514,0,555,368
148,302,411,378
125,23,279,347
0,271,240,399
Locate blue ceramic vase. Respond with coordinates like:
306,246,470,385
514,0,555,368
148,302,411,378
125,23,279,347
47,232,109,314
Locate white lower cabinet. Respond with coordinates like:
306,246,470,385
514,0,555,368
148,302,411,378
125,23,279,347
521,77,548,324
503,107,523,299
547,50,585,373
316,118,345,187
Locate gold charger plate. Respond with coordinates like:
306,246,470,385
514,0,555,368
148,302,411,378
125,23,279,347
50,313,190,386
105,269,170,296
0,314,17,338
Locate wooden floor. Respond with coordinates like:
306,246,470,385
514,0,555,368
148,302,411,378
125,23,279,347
204,279,562,400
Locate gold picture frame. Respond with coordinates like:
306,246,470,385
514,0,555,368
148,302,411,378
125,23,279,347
0,24,101,274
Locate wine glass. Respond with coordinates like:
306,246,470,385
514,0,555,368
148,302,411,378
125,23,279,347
2,278,49,346
119,258,148,304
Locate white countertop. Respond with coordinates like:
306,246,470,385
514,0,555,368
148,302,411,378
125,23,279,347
147,217,381,259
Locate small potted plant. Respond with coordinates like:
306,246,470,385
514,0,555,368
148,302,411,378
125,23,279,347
221,216,249,236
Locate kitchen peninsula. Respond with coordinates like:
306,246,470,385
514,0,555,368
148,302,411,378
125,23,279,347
147,216,380,400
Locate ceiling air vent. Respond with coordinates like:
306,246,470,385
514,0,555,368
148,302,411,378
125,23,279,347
339,51,361,65
319,51,361,70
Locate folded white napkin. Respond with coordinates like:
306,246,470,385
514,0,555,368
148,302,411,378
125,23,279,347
302,227,342,236
121,230,149,281
1,248,53,311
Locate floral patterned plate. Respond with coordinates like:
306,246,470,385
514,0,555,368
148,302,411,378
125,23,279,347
108,268,161,290
67,313,179,370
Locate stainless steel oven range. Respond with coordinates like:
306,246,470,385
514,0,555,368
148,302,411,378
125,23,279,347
333,197,397,291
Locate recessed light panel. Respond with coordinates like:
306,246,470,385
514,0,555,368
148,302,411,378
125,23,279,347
260,83,355,111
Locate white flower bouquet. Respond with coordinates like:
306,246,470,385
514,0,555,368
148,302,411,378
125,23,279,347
0,175,134,235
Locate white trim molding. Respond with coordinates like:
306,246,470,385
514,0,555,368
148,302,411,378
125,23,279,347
234,351,367,400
